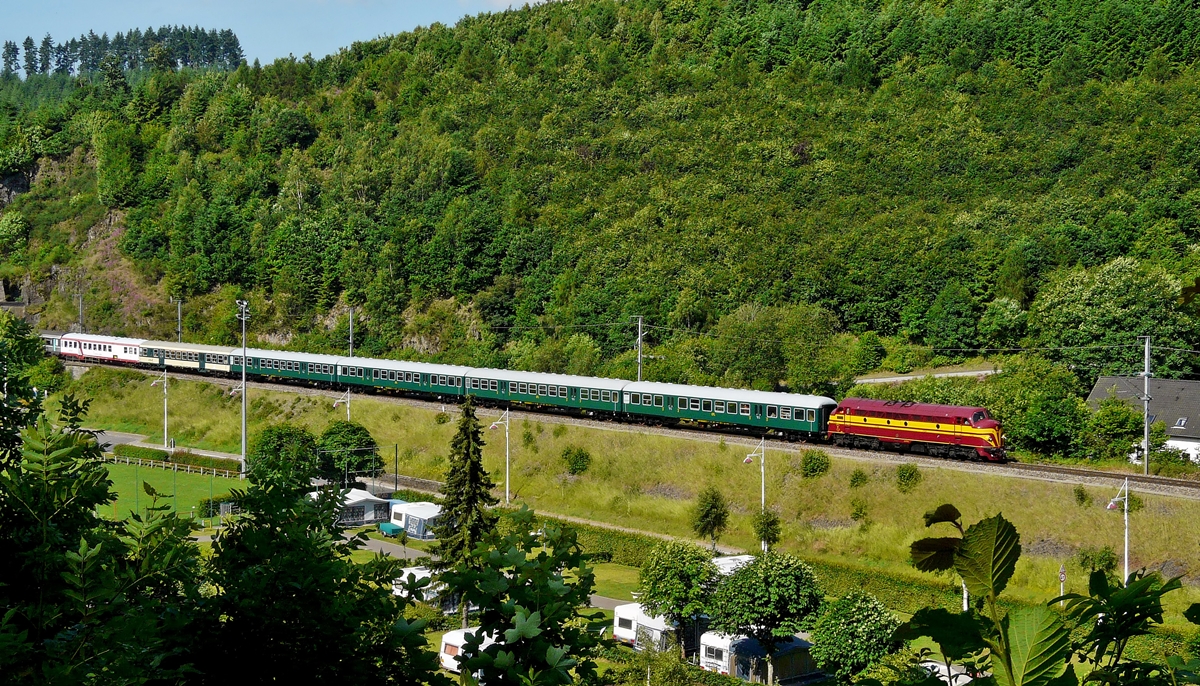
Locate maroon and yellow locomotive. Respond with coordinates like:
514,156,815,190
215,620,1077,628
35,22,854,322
827,397,1005,461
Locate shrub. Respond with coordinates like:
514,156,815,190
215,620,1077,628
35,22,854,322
112,443,170,461
521,423,538,452
561,446,592,475
1076,545,1118,575
552,423,567,438
752,509,782,550
1073,484,1092,507
895,464,922,493
810,592,901,681
403,602,455,632
198,493,238,518
434,412,450,424
849,468,869,488
1128,492,1144,513
850,498,869,522
800,449,831,479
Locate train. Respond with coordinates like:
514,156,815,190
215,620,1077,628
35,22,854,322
40,331,1005,461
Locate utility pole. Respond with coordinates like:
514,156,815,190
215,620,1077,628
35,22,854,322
745,438,766,553
151,370,168,448
236,300,250,475
170,297,183,342
632,315,643,382
1138,336,1151,476
490,409,511,505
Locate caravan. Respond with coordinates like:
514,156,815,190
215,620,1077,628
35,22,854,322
612,603,672,651
439,627,498,673
698,632,819,683
390,501,442,539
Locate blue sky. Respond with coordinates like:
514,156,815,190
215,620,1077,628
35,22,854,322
6,1,522,63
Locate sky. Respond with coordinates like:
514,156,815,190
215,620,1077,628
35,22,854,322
5,0,523,64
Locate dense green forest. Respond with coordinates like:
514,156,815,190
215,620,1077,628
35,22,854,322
3,0,1200,401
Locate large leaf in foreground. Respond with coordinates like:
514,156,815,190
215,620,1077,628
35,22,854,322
955,514,1021,600
910,537,961,573
992,606,1072,686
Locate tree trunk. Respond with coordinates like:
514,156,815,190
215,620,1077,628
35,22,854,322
460,597,468,630
767,656,774,685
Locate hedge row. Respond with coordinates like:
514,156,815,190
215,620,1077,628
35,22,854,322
169,451,240,472
112,444,170,461
388,488,442,503
537,515,663,567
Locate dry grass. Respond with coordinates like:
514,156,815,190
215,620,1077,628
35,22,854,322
63,368,1200,627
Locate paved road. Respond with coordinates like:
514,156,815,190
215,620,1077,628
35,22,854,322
360,536,426,561
589,595,626,610
96,430,146,452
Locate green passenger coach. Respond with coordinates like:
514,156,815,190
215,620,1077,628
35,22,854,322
621,382,839,438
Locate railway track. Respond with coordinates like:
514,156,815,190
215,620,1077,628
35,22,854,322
65,361,1200,500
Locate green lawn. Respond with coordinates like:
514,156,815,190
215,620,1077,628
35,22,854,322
593,563,640,602
103,462,242,521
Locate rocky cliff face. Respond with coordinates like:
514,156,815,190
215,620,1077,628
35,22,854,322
0,172,29,207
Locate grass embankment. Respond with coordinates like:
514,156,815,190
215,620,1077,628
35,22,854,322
65,368,1200,631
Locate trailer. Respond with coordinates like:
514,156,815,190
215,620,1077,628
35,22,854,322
698,632,819,684
439,627,498,673
612,603,672,651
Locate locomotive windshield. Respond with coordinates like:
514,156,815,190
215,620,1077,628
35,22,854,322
972,411,987,424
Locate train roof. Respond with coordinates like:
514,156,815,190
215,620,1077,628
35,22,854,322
61,332,148,346
623,381,837,408
836,397,987,419
142,340,240,354
464,367,630,390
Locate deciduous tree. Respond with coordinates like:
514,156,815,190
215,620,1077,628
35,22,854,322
637,540,718,653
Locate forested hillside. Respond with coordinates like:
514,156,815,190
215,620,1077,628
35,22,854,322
3,0,1200,398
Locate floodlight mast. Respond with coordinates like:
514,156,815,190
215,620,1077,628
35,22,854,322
236,300,250,475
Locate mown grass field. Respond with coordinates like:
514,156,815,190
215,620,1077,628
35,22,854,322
63,367,1200,629
104,462,242,521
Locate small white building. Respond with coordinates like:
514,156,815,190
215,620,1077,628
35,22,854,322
612,603,672,651
699,631,818,683
391,501,442,539
308,488,390,527
439,627,498,673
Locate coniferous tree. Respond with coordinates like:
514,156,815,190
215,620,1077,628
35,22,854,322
430,395,498,576
21,36,35,76
38,34,51,75
691,485,730,552
1,41,17,77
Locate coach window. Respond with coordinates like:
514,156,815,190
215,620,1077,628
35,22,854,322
601,390,610,402
491,380,498,391
654,395,663,407
684,398,696,411
678,397,688,410
715,401,726,413
740,403,750,416
806,409,816,422
702,399,713,412
536,384,546,395
781,408,792,420
767,406,778,419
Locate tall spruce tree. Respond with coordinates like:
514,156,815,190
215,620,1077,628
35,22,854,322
430,395,498,608
1,41,17,77
21,36,35,76
38,34,51,74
